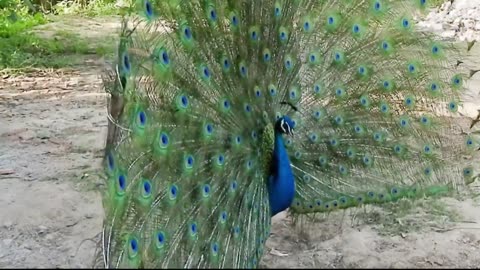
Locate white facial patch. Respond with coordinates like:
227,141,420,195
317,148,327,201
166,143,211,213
285,124,291,134
280,119,286,133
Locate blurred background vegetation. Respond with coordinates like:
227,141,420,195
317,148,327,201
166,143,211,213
0,0,446,70
0,0,128,70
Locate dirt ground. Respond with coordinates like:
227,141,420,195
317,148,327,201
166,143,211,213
1,16,480,268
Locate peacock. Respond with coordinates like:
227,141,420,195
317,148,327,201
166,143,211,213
97,0,477,268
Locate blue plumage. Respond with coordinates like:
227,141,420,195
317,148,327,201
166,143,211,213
268,116,296,216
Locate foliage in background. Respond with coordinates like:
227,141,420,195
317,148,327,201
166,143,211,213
0,0,120,69
0,29,115,69
0,0,46,38
52,0,122,17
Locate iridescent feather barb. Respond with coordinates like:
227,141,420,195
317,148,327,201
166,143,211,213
96,0,477,268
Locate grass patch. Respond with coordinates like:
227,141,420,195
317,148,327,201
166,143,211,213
52,0,124,17
0,30,115,70
0,0,118,70
0,12,116,70
0,11,47,38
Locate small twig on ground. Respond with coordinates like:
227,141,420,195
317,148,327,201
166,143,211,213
0,170,15,175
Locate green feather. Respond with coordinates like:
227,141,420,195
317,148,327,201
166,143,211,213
98,0,475,268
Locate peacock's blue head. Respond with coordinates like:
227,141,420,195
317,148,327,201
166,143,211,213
275,116,295,136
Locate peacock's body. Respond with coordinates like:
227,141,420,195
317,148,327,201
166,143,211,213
98,0,476,268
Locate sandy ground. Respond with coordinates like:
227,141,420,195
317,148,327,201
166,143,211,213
418,0,480,41
1,10,480,268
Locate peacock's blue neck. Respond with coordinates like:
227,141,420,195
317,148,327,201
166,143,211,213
267,131,296,217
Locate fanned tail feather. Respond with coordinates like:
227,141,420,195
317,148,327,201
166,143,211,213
98,0,477,268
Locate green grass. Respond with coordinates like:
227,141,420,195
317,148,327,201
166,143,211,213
0,12,46,37
0,13,116,70
0,0,119,70
0,29,115,70
52,0,124,17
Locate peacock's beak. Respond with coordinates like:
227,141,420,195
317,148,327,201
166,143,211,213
290,129,295,137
